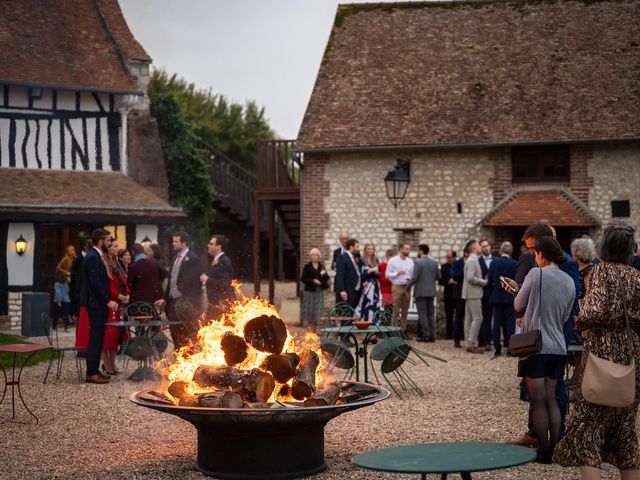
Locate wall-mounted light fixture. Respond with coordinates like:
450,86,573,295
15,234,27,256
141,235,152,243
384,159,411,208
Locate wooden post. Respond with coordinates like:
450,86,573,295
253,194,261,296
268,202,275,304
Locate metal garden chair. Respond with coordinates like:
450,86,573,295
42,312,83,383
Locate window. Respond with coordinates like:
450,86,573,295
611,200,630,218
512,145,570,182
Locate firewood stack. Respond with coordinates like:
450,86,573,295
166,315,341,408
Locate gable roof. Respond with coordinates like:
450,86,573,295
297,0,640,151
0,0,149,94
482,187,600,227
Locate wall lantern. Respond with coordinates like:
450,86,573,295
141,235,152,243
384,159,411,208
15,234,27,256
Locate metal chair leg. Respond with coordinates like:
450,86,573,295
56,350,65,379
43,351,55,384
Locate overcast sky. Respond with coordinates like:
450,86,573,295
120,0,403,139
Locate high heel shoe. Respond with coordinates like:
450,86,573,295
101,365,118,376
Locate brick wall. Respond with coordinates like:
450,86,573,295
301,153,331,263
569,144,594,204
488,148,511,204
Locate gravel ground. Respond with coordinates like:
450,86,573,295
1,327,629,480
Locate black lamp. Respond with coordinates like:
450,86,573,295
15,234,27,256
141,235,152,243
384,159,411,208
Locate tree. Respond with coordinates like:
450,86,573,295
148,69,276,171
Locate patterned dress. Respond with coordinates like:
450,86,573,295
554,262,640,469
358,259,382,321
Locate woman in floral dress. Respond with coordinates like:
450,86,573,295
554,221,640,480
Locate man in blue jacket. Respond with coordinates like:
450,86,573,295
488,241,518,357
80,228,118,384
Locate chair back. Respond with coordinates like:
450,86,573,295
124,302,159,322
370,337,411,373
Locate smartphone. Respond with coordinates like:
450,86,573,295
500,276,517,293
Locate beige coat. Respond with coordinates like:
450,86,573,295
461,254,487,300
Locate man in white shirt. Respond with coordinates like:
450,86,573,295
385,243,414,333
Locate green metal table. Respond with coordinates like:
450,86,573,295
320,325,402,382
354,442,537,479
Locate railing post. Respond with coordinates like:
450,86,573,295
253,193,261,297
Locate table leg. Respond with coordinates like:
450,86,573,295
362,333,373,384
461,473,472,480
351,334,360,382
15,350,43,424
0,359,7,406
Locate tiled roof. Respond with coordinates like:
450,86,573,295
297,0,640,150
482,188,600,227
0,168,184,220
0,0,148,93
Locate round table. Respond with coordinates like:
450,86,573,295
354,441,537,479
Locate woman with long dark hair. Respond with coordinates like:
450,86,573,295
511,236,576,463
555,222,640,480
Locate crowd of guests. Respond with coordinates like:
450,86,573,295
301,221,640,478
53,229,237,384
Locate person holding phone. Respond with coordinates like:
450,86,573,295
487,242,518,356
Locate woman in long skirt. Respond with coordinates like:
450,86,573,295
301,248,329,331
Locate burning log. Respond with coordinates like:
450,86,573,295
261,354,297,383
291,350,320,400
198,391,244,408
179,395,199,407
193,366,275,403
236,369,276,403
243,315,287,354
278,384,290,397
303,382,341,407
168,381,189,399
220,332,248,366
284,352,300,369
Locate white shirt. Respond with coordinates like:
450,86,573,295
346,251,361,290
483,254,493,269
214,251,225,262
385,255,414,286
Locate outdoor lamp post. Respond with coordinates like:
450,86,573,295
15,234,27,255
384,159,411,208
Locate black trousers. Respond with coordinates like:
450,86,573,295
167,300,198,350
453,298,465,343
86,307,108,376
444,296,455,339
479,297,493,346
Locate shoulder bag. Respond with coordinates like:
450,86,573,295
581,265,636,408
509,269,543,357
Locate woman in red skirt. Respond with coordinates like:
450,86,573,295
101,238,130,375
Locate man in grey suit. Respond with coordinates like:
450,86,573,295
462,239,488,353
408,244,441,342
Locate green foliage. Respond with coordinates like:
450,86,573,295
149,92,213,246
148,69,276,171
0,333,51,367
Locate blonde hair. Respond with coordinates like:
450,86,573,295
363,243,377,267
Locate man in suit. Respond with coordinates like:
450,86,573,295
334,238,361,309
408,244,441,342
332,232,349,303
439,250,457,339
477,239,496,350
156,231,203,349
487,241,517,356
451,249,467,348
81,228,117,384
200,234,236,317
461,239,487,353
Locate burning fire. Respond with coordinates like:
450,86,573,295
162,282,331,405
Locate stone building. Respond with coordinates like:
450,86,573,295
0,0,184,326
297,0,640,265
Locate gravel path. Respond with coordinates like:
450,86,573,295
1,328,627,480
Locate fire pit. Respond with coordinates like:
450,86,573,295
129,287,390,478
131,381,389,479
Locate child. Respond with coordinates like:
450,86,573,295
53,271,71,331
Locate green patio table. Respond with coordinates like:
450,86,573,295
354,441,537,479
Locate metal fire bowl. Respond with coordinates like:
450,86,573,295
130,381,390,479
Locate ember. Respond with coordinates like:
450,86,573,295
162,284,335,408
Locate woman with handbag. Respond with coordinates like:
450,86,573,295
508,236,576,463
554,221,640,480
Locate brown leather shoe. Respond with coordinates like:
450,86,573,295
507,434,539,450
454,341,462,348
466,346,484,354
86,374,110,384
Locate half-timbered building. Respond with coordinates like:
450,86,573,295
0,0,184,326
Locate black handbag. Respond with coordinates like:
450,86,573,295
509,269,542,358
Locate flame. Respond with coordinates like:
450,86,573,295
162,283,331,404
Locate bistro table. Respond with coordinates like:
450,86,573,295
0,343,51,424
108,319,183,381
319,325,402,383
354,442,537,479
